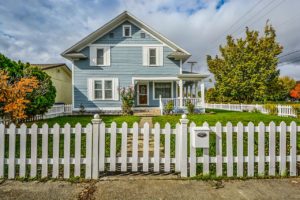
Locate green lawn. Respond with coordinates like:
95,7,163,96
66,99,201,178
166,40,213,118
153,109,300,127
26,115,141,127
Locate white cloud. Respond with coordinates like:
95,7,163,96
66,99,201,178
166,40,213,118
0,0,299,80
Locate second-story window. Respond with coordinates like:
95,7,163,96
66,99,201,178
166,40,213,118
149,48,157,65
123,25,131,37
96,48,104,65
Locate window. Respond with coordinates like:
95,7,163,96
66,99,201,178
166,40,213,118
123,25,131,37
104,80,113,99
93,79,113,100
154,82,172,99
109,32,114,38
96,48,104,65
140,32,145,38
94,81,103,99
149,48,157,65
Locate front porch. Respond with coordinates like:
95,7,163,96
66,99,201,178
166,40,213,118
132,72,208,115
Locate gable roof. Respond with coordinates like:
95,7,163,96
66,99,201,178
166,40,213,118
31,63,71,76
61,11,191,60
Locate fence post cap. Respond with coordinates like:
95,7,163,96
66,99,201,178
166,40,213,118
92,114,102,123
180,114,189,123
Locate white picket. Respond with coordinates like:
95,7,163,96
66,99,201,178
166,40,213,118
258,122,265,176
74,123,81,177
42,123,49,178
215,122,222,176
290,122,297,176
52,124,60,178
85,123,92,179
175,123,180,172
64,123,71,178
247,122,254,177
30,124,38,177
121,122,128,172
189,122,196,176
110,122,117,172
154,123,160,172
237,122,243,177
99,122,106,172
19,124,27,177
92,121,99,179
8,124,16,179
279,122,286,176
226,122,233,177
269,122,276,176
0,123,4,178
132,122,139,172
143,122,149,172
164,123,171,172
203,122,210,175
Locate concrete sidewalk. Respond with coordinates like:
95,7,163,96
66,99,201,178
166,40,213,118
0,178,300,200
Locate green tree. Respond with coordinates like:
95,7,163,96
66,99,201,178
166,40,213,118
207,23,283,103
0,53,56,117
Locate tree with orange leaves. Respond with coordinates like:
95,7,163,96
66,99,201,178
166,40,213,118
290,83,300,99
0,70,38,123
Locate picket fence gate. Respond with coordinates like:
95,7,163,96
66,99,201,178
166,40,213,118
0,115,299,179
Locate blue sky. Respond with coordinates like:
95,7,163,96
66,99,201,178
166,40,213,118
0,0,300,80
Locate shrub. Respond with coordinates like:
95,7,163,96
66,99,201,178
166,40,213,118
251,108,261,113
164,101,174,115
263,104,277,115
186,99,195,114
120,86,135,115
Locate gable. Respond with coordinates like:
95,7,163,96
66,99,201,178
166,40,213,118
61,11,191,61
92,21,161,45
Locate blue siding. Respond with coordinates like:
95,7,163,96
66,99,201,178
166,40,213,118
94,21,161,44
73,22,180,109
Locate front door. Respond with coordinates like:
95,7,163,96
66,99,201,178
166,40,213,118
138,84,148,105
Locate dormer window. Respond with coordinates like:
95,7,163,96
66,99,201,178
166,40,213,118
122,25,131,37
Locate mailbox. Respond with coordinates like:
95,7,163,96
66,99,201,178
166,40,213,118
191,127,210,148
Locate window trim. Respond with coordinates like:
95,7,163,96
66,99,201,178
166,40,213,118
149,48,157,66
96,48,104,66
152,81,173,100
92,78,114,100
122,25,132,37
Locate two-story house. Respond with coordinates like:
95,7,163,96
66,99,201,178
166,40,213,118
61,11,208,112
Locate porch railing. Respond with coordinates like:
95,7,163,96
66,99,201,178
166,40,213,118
159,97,204,114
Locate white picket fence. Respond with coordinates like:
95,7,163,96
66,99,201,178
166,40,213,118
0,115,299,179
205,103,297,118
44,104,72,118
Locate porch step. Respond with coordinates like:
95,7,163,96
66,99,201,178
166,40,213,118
133,108,161,116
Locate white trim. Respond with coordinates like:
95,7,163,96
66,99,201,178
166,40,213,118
62,12,191,58
122,25,132,37
152,81,173,100
72,63,74,110
90,46,111,66
88,78,118,101
137,82,149,106
148,47,157,66
89,44,165,47
132,77,178,84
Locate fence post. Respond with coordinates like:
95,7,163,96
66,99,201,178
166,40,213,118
180,114,189,177
159,95,163,115
91,114,102,179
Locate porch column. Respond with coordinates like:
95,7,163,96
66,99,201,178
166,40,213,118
200,80,205,107
195,81,198,98
179,80,183,107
